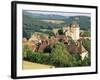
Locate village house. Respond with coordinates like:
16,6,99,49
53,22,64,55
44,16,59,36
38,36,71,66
23,21,89,60
37,38,58,52
67,40,88,60
55,35,68,43
37,40,48,52
22,38,27,43
23,38,37,52
77,40,88,60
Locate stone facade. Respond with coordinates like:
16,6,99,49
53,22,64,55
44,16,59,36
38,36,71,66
64,22,80,41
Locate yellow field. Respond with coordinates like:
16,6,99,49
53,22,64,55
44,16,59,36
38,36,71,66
22,60,55,69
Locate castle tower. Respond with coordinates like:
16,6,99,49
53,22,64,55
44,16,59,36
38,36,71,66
52,28,59,36
63,24,68,32
70,21,80,41
64,24,70,37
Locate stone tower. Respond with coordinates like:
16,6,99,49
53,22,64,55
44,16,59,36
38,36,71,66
64,21,80,41
70,21,80,41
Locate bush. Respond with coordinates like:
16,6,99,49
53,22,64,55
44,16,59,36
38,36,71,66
26,52,50,64
23,45,33,59
23,45,50,64
33,53,50,64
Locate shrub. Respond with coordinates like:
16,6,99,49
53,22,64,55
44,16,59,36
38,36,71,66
23,45,33,59
23,45,49,63
26,52,50,63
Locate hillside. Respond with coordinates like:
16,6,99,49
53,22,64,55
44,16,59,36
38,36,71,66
65,16,91,30
23,11,91,38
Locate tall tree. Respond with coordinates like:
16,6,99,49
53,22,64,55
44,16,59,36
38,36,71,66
50,42,72,67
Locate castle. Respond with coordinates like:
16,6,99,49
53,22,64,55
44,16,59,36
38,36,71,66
63,21,80,41
23,21,88,60
53,21,80,41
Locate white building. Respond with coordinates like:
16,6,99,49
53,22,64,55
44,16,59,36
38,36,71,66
64,21,80,41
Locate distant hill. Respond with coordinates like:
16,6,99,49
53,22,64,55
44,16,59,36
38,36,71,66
23,11,91,38
23,11,67,20
65,16,91,30
23,11,91,29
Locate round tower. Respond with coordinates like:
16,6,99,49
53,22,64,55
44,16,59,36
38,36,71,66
63,24,68,32
70,21,80,41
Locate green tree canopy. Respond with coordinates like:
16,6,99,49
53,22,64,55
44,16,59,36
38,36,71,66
50,42,73,67
58,29,64,35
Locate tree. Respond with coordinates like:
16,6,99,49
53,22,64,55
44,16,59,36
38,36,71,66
23,44,50,64
50,42,72,67
71,53,82,66
23,45,33,59
44,45,52,53
23,30,30,39
58,29,64,35
82,31,90,37
81,57,91,66
82,39,91,53
67,36,75,44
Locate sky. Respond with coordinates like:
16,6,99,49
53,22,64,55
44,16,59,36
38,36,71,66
25,10,91,17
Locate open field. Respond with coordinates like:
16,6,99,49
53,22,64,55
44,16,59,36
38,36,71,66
41,19,64,24
22,60,54,69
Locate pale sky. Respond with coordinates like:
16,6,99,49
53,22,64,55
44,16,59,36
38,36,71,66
24,10,91,17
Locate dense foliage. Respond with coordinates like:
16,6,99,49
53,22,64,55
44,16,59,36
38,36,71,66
82,39,91,53
23,45,50,64
22,11,91,67
23,41,91,67
49,42,72,67
80,31,91,37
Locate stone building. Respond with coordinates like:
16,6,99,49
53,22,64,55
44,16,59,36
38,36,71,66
63,21,80,41
67,40,88,60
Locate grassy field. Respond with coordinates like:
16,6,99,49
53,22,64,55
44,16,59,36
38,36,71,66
22,60,54,70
